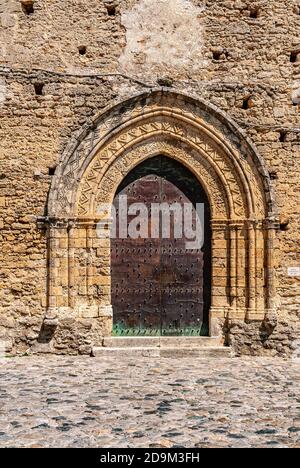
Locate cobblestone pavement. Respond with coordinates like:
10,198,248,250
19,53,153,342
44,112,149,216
0,356,299,448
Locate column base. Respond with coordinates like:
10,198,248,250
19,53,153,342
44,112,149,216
209,306,278,336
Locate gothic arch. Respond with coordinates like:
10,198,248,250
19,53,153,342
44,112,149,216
92,138,231,219
45,90,277,344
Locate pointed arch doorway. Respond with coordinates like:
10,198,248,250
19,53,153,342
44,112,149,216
111,156,211,337
45,89,277,354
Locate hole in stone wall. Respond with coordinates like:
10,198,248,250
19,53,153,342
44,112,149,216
34,83,44,96
242,96,253,110
78,46,87,56
212,49,229,61
290,50,300,63
249,7,259,19
279,130,287,142
21,0,34,15
48,167,56,176
106,4,116,16
294,5,300,15
280,218,290,231
269,170,278,181
213,51,222,61
0,174,6,180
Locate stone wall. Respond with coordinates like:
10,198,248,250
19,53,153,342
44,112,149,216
0,0,299,356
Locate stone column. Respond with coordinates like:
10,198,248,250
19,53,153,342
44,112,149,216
236,222,246,313
229,222,237,310
265,219,277,311
76,219,113,329
209,220,229,338
255,221,266,311
45,219,69,327
227,221,248,320
68,223,76,309
247,220,257,312
47,224,57,312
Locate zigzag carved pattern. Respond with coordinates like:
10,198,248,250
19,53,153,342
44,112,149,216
77,119,249,218
86,140,228,220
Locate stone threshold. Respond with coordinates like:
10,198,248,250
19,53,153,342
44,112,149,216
93,336,233,358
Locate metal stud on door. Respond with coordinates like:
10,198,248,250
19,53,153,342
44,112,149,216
111,156,211,336
111,173,161,336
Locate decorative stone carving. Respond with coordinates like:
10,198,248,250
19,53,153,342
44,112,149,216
94,139,229,219
46,90,277,347
48,90,275,221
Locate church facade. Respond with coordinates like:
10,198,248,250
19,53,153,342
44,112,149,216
0,0,299,356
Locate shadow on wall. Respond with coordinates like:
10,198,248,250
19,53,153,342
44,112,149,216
37,317,58,344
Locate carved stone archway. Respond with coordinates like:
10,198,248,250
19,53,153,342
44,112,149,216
45,90,278,349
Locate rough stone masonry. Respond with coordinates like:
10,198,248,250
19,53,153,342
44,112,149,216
0,0,299,356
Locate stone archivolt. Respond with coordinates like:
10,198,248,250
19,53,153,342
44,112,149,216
95,138,230,220
46,91,277,344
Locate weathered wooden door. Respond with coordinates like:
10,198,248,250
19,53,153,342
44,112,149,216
111,156,211,336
